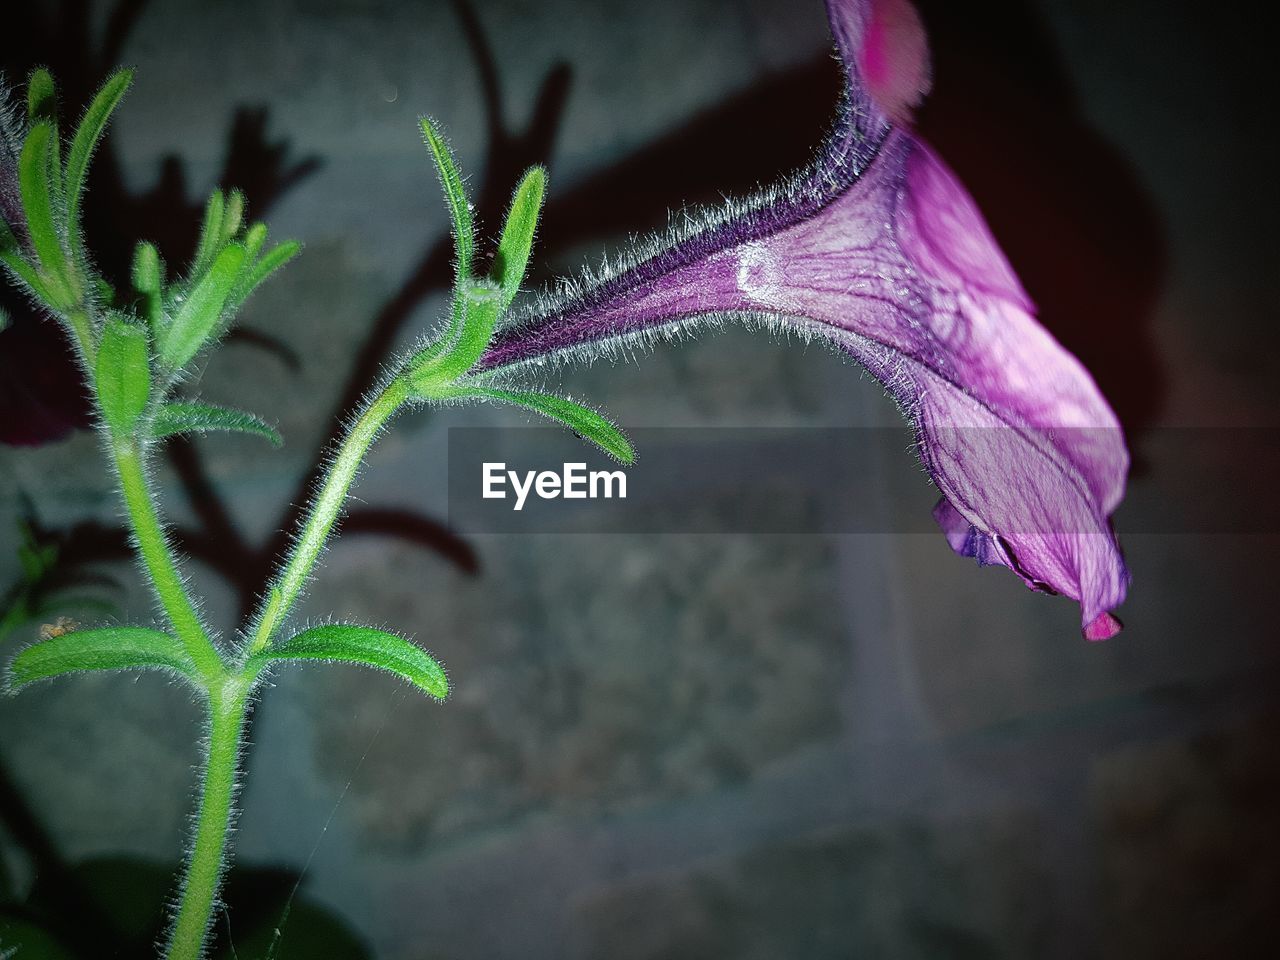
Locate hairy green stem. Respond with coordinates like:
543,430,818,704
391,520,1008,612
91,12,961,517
113,440,223,680
166,678,252,960
244,376,411,655
65,307,96,364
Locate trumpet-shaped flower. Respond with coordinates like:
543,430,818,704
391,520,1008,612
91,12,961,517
477,0,1130,638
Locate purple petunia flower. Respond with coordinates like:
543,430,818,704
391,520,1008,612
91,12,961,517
478,0,1129,639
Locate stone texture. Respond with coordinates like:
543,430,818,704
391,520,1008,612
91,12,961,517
1090,708,1280,958
577,813,1052,960
306,530,848,847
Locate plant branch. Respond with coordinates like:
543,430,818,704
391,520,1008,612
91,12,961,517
243,375,411,655
113,438,224,680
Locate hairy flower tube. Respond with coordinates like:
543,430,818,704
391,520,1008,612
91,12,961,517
477,0,1130,639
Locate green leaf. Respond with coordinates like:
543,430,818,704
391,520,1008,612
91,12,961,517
65,69,133,245
0,306,9,333
132,242,161,293
18,122,72,306
492,166,545,310
27,68,57,122
0,248,55,303
420,117,474,283
249,625,448,700
221,188,246,243
0,213,16,251
158,242,246,369
241,221,268,262
132,241,164,330
6,626,198,692
420,116,475,347
150,401,281,446
453,386,635,463
227,238,299,310
95,315,150,436
190,190,225,276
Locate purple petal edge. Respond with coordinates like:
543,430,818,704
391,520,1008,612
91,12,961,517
478,0,1130,637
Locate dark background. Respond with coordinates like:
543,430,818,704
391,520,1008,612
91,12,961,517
1,0,1278,957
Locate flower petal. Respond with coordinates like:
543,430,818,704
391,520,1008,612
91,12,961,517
479,0,1129,635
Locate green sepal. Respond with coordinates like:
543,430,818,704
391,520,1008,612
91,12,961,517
150,401,282,447
19,122,73,308
190,190,226,276
6,626,199,692
26,68,57,124
65,69,133,249
408,279,502,391
248,624,448,700
449,386,634,463
95,315,150,437
492,166,545,310
158,242,246,369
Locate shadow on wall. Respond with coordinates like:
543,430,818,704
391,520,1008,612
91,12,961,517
915,0,1166,445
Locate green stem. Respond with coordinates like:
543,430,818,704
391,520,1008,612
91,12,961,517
65,307,95,364
114,439,223,680
166,678,252,960
244,376,410,654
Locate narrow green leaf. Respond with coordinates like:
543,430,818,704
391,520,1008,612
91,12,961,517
131,241,164,331
94,275,116,306
150,401,282,446
0,306,9,333
221,188,245,243
19,122,72,306
1,246,55,304
250,625,448,700
65,69,133,242
190,190,225,276
158,242,246,369
95,315,150,436
6,626,198,692
420,116,475,348
25,70,61,203
26,68,56,123
454,386,635,463
227,239,299,310
241,222,268,262
132,241,161,293
492,166,545,309
420,117,474,284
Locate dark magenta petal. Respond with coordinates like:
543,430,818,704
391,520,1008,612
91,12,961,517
858,0,932,123
1084,612,1123,642
480,0,1129,636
